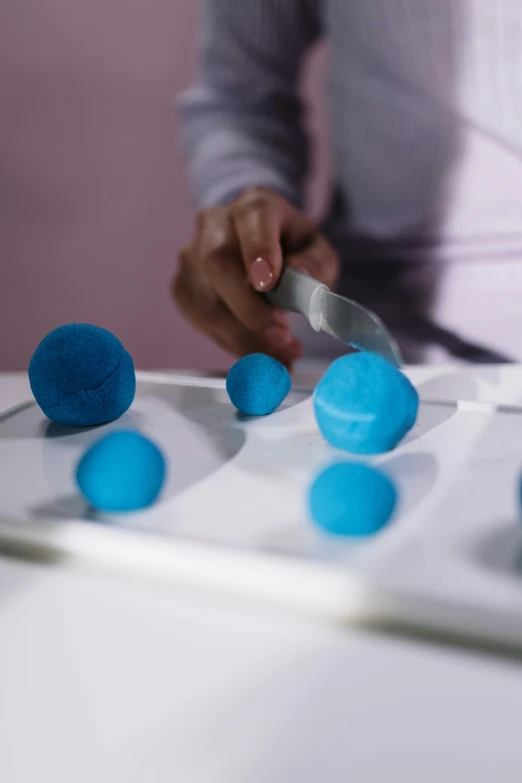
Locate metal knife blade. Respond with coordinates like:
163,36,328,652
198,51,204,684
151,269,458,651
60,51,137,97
265,267,402,367
320,289,402,367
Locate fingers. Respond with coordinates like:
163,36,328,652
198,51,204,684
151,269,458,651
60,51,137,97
211,305,302,367
172,191,337,368
232,189,283,292
194,204,292,347
173,264,302,366
232,187,317,293
209,257,294,351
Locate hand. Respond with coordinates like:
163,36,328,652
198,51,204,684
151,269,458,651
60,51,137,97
172,187,339,367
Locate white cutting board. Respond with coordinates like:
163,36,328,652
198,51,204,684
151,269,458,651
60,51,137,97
2,366,522,650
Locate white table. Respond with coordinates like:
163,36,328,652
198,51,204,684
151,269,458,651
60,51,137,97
1,372,522,783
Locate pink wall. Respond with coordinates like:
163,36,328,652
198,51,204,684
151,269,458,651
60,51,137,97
0,1,328,371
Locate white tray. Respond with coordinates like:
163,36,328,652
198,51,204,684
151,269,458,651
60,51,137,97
2,368,522,652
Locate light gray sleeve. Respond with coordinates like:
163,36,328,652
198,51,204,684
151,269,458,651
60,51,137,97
179,0,322,209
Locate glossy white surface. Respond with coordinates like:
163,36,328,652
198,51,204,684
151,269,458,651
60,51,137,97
3,368,522,646
1,368,522,781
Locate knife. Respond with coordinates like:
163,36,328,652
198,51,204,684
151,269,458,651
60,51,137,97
265,267,402,367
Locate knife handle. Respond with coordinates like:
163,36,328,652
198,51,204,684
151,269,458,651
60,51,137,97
265,267,329,332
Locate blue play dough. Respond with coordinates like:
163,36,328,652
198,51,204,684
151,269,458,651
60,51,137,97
314,352,419,454
76,430,166,512
226,353,292,416
309,462,397,537
29,323,136,427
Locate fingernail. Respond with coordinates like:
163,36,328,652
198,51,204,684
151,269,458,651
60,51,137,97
264,326,292,348
251,257,274,291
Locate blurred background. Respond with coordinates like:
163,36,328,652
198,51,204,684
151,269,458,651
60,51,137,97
0,0,329,372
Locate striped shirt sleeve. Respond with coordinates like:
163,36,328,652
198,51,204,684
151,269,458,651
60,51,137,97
179,0,322,209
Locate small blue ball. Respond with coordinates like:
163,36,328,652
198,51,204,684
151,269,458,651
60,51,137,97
226,353,292,416
309,462,397,537
76,430,166,512
29,323,136,427
314,352,419,454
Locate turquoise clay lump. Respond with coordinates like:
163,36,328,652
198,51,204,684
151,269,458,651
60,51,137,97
309,462,398,537
76,430,166,512
29,323,136,427
226,353,292,416
314,352,419,454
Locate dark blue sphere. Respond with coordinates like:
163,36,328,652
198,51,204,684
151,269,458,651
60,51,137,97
226,353,292,416
76,430,166,512
314,352,418,454
309,462,397,537
29,323,136,427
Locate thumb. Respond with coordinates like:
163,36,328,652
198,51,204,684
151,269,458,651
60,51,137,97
233,195,284,292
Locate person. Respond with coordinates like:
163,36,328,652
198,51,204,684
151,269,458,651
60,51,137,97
173,1,522,366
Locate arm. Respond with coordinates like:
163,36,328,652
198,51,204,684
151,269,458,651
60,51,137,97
173,1,337,365
179,0,322,209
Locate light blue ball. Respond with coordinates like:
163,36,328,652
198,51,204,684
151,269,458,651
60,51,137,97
226,353,292,416
309,462,397,537
29,323,136,427
314,352,419,454
76,431,166,512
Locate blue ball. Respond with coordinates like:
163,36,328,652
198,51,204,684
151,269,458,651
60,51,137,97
76,430,166,512
309,462,397,537
314,352,419,454
29,323,136,427
226,353,292,416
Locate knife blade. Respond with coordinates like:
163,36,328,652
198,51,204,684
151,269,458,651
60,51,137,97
265,266,402,367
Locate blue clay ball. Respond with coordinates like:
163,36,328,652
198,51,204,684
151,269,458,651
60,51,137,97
314,352,419,454
226,353,292,416
29,323,136,427
76,430,166,512
309,462,397,537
